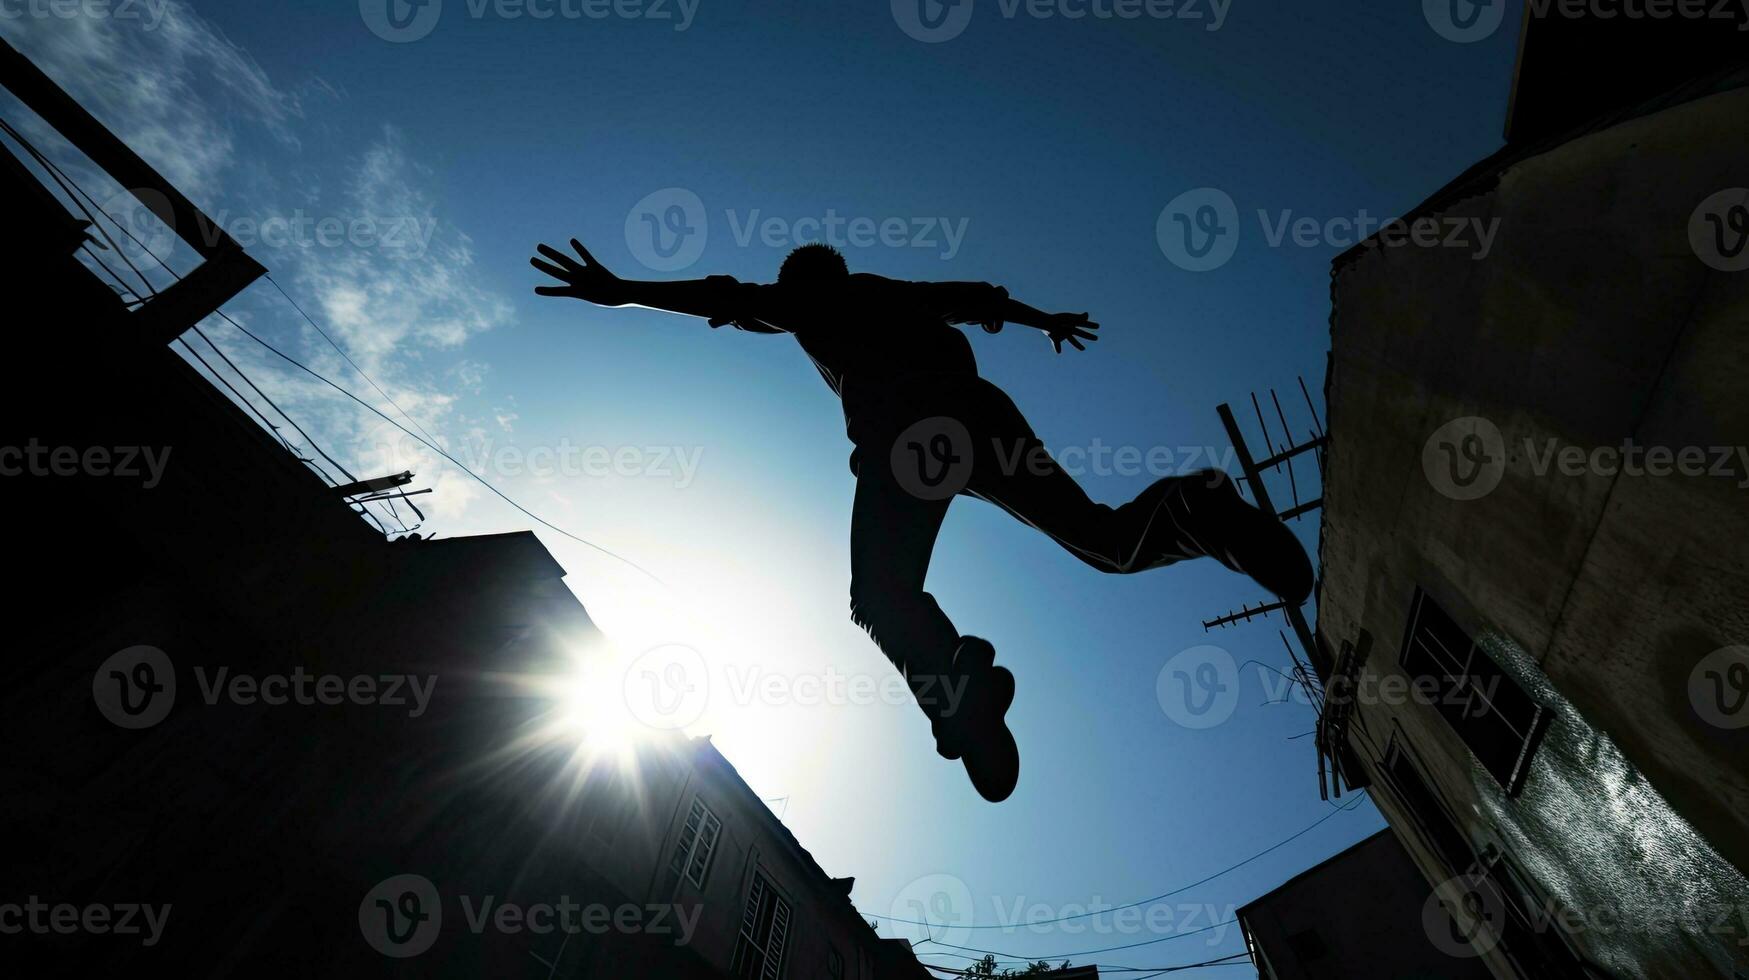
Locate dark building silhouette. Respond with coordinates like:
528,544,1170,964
1304,10,1749,980
1237,830,1493,980
0,36,930,978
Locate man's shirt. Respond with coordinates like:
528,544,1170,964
713,273,1010,428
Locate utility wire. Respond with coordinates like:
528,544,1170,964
921,916,1234,961
922,953,1250,977
1096,957,1252,975
5,116,422,536
262,271,443,451
172,334,393,536
258,271,443,536
918,950,1252,974
195,320,365,486
176,336,297,455
77,242,147,305
907,794,1370,974
866,792,1367,931
11,105,761,586
215,309,666,585
19,118,657,574
0,114,156,298
189,323,354,476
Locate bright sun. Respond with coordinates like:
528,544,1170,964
524,650,651,767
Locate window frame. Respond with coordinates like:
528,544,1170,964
1398,588,1552,796
732,869,792,980
669,797,722,889
1382,733,1589,976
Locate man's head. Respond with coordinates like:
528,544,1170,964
778,242,849,286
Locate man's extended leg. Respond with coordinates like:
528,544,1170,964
961,382,1313,599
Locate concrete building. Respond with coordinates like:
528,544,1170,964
0,36,929,978
1309,11,1749,980
1237,829,1493,980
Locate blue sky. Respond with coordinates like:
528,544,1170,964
2,1,1522,970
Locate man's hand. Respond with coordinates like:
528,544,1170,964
1042,312,1099,354
531,239,630,307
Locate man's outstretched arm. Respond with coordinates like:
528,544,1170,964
531,239,788,332
909,279,1100,354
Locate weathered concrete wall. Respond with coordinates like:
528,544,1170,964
1319,82,1749,980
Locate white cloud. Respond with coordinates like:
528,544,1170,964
291,125,511,378
452,359,490,393
3,3,511,536
1,1,299,200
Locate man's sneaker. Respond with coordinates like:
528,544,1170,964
930,637,1020,803
1173,470,1314,604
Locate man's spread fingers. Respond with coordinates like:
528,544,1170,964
530,257,570,279
536,243,584,272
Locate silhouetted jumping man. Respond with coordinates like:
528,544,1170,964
532,239,1312,802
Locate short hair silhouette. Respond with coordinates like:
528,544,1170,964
779,242,849,284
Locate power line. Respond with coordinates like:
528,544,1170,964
904,794,1371,973
257,270,444,537
917,949,1253,974
214,308,667,586
1123,956,1252,978
0,113,366,493
865,792,1367,932
43,148,400,531
33,114,661,576
922,915,1235,961
174,332,407,536
175,336,295,455
11,107,665,581
0,114,156,298
921,952,1251,977
77,242,148,305
190,323,360,479
1097,958,1252,975
262,271,443,451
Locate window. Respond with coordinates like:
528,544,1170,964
1384,736,1588,977
732,871,791,980
1383,736,1479,879
1399,589,1550,796
669,798,722,888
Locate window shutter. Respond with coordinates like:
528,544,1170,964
670,798,705,876
687,809,721,886
761,897,790,980
742,873,765,936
